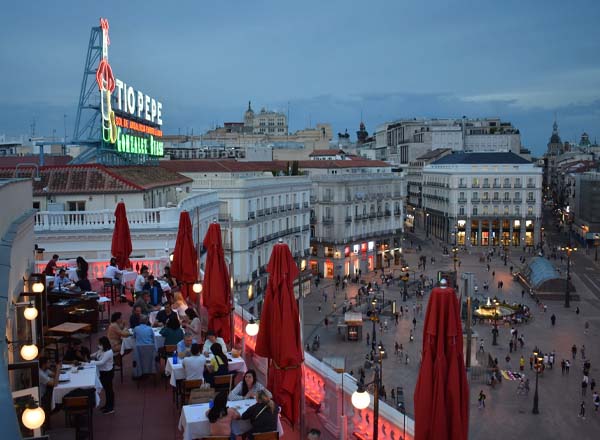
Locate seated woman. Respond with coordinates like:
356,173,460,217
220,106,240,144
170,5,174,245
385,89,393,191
172,291,188,318
241,389,278,436
161,266,177,288
182,308,201,339
159,315,184,346
203,342,229,386
228,369,269,401
107,312,130,353
206,391,240,438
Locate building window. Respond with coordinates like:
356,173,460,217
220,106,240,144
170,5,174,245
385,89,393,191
515,205,520,215
483,192,489,201
504,206,509,214
527,192,534,201
504,192,510,201
67,201,86,211
504,178,510,187
528,206,533,215
483,206,489,215
493,206,499,215
473,206,478,215
459,206,465,215
472,177,479,187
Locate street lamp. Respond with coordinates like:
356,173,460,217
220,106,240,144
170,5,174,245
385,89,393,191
425,212,430,238
532,351,542,414
370,298,379,345
491,311,499,346
352,345,385,440
560,244,577,308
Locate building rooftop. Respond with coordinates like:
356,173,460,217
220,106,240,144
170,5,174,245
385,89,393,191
0,164,192,195
160,160,287,173
0,155,73,167
294,159,391,169
431,152,530,165
309,149,345,156
416,148,452,160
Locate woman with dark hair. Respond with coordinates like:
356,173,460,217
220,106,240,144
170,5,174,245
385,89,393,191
76,256,89,279
92,336,115,414
107,312,129,353
204,342,229,386
160,315,185,346
205,391,240,437
75,269,92,292
241,389,278,435
228,369,269,401
182,307,201,338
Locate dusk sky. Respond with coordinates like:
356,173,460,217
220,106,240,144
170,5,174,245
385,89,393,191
1,0,599,155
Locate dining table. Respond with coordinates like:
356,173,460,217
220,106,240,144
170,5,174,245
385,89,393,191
51,363,102,410
165,353,247,387
120,327,165,355
178,398,284,440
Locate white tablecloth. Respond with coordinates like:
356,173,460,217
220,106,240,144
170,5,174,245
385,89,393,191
120,328,165,355
51,364,102,410
121,270,138,284
178,399,283,440
165,354,247,387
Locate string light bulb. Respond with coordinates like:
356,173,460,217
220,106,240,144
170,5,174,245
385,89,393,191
22,403,45,430
20,344,38,361
24,304,38,321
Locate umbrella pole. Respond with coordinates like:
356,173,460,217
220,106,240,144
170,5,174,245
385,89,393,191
229,225,234,348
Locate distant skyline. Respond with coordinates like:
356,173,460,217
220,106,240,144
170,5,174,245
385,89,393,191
1,0,600,155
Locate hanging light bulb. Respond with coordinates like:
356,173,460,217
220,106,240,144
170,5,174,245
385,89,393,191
22,402,45,430
169,253,174,262
20,344,38,361
230,276,234,290
192,282,202,294
31,281,44,293
245,318,259,336
24,304,38,321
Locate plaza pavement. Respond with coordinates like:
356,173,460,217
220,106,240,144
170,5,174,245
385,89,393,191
302,225,600,439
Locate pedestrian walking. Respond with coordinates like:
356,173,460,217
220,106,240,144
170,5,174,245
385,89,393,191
521,289,525,299
551,314,556,326
572,344,577,359
366,332,370,346
505,354,511,369
509,340,514,353
394,341,399,356
582,376,589,397
593,392,599,412
590,378,596,393
409,329,414,342
530,355,534,370
579,401,586,419
561,359,566,375
584,321,589,335
412,317,417,330
478,390,486,409
566,359,571,374
479,339,485,353
581,345,586,360
519,356,525,371
405,354,410,365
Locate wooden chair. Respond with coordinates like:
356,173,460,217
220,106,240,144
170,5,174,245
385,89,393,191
182,379,203,406
213,374,234,394
188,387,214,405
63,395,93,440
113,352,124,384
102,277,116,304
252,432,279,440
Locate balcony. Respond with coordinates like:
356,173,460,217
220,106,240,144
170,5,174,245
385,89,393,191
303,201,309,208
458,183,467,188
527,198,536,204
248,211,256,220
493,182,501,188
377,211,384,217
257,209,264,217
384,210,391,217
302,225,310,231
514,198,522,203
264,208,271,215
472,183,480,188
249,240,257,248
492,198,500,203
482,183,490,188
458,198,467,203
503,183,511,188
527,183,536,188
322,216,334,225
514,183,522,188
310,216,317,224
286,204,292,210
345,216,352,223
394,209,401,216
294,202,300,209
321,196,333,203
369,212,376,219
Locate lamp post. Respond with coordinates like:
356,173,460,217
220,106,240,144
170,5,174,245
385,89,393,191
352,344,385,440
532,351,542,414
491,311,499,346
401,266,409,302
425,212,430,238
370,298,379,345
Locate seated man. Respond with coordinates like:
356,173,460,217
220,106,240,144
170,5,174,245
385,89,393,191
134,291,157,316
134,265,149,295
176,333,197,358
39,357,61,417
182,343,206,380
133,315,155,345
104,257,123,294
202,330,227,356
153,302,178,328
143,275,164,307
129,305,143,329
63,338,91,363
54,269,74,291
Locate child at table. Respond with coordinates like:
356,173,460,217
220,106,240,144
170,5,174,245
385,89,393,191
206,391,240,439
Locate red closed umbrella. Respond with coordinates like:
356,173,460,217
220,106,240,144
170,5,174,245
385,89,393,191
255,242,303,425
111,202,132,269
171,211,198,303
202,223,231,344
414,283,469,440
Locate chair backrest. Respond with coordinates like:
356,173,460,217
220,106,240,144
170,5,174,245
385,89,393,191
102,277,112,284
200,436,232,440
63,395,89,409
252,432,279,440
133,344,158,376
213,374,234,392
184,379,203,390
164,344,177,355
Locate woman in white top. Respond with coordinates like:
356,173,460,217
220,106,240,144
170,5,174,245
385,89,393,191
92,336,115,414
228,369,269,401
182,343,207,380
183,308,201,338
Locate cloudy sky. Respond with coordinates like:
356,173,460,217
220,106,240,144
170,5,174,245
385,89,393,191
1,0,599,155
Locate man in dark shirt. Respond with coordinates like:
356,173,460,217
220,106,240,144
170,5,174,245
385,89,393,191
44,254,59,276
153,302,178,327
63,338,90,362
129,305,143,328
143,275,164,306
134,291,157,315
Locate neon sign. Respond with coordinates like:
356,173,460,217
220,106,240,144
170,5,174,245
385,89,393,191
96,18,163,156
